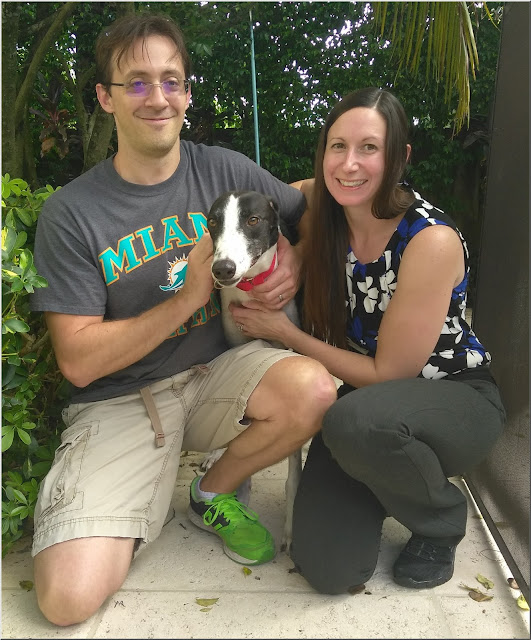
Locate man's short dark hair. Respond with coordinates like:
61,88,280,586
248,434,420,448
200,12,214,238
95,13,191,87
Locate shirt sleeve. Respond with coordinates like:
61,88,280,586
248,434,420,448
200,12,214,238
29,197,107,316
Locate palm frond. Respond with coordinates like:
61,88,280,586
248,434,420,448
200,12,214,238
373,1,483,132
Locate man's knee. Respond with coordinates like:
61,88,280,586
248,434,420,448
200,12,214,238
252,356,337,438
33,536,134,626
37,581,111,626
284,357,338,423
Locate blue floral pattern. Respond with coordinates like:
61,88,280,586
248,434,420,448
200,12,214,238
345,190,491,379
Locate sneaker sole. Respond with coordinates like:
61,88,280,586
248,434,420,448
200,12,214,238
393,570,454,589
187,506,274,566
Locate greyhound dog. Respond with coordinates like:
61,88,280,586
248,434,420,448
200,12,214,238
200,189,302,552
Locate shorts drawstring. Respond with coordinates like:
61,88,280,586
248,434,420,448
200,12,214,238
140,386,165,448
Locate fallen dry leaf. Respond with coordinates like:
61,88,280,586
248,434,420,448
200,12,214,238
516,595,529,611
347,584,366,595
460,583,493,602
196,598,219,607
507,577,519,590
243,567,252,577
199,608,211,613
476,574,494,590
469,590,493,602
19,580,33,592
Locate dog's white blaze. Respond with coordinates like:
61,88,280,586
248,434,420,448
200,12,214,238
213,194,254,276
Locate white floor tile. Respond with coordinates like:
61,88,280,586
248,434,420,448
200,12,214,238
93,590,452,639
439,594,528,639
2,454,529,639
1,590,96,638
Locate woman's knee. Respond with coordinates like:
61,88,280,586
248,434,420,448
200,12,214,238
291,545,377,595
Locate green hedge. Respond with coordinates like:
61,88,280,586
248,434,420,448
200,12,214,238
1,175,68,556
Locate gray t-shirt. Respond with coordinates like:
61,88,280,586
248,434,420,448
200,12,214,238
30,140,305,403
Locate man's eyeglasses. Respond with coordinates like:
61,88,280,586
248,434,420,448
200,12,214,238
108,79,190,98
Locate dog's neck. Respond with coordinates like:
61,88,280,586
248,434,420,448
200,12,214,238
236,245,277,291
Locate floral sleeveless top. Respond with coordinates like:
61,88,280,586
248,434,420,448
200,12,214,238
345,190,491,380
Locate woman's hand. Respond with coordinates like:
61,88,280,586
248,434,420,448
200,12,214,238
229,298,294,344
248,234,301,310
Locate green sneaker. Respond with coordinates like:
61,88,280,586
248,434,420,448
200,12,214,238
188,476,276,565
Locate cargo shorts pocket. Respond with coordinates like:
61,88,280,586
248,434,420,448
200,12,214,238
35,422,96,523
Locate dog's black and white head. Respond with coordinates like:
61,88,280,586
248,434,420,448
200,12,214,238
207,190,280,287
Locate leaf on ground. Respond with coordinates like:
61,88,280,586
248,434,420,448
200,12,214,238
516,595,529,611
196,598,219,607
347,584,366,595
199,608,212,613
507,577,519,590
19,580,33,591
460,583,494,602
476,573,494,590
243,567,252,577
468,590,493,602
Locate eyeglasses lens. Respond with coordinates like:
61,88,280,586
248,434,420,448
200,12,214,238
125,81,188,97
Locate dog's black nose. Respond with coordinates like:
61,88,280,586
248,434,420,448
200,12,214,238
212,259,237,281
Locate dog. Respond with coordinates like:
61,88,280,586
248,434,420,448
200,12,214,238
201,189,302,552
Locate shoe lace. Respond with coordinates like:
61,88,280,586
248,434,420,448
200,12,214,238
406,537,438,561
203,493,258,527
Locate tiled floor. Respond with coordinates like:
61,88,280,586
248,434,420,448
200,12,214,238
2,449,529,639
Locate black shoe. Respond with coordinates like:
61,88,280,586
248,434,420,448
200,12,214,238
393,534,457,589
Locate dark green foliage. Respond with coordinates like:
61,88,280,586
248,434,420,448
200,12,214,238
1,176,67,555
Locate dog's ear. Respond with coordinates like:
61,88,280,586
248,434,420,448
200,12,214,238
267,196,279,215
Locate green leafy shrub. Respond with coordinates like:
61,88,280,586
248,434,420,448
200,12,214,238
2,175,67,556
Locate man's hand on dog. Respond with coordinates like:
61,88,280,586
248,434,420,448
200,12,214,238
181,233,215,309
250,234,301,309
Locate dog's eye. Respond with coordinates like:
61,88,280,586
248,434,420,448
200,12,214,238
207,218,217,228
247,216,260,226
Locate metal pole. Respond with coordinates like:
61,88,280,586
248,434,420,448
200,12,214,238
249,9,260,166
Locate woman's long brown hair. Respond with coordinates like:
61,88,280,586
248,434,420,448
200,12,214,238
302,88,414,348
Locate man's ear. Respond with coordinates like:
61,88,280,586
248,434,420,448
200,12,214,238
96,84,114,114
406,144,412,163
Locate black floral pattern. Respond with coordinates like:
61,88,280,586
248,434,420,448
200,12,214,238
345,190,491,378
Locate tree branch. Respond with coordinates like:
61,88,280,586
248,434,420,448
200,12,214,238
14,2,77,129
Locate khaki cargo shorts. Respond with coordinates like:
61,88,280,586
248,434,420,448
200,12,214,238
32,340,299,557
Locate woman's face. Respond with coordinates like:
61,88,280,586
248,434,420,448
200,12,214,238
323,107,387,213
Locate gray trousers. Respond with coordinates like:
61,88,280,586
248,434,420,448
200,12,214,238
290,377,505,594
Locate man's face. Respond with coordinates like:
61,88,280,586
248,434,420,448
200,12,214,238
97,35,190,159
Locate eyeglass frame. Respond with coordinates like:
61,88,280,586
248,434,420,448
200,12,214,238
107,79,190,97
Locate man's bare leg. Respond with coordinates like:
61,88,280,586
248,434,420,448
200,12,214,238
200,356,337,493
34,536,135,626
